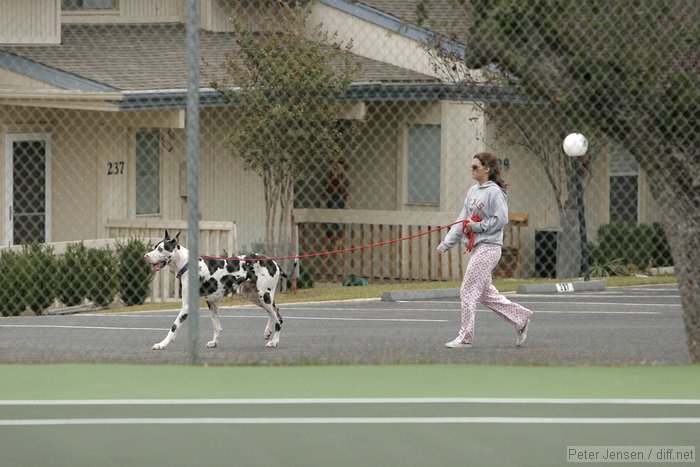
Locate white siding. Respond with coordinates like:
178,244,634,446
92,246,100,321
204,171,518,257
0,0,60,44
62,0,184,24
309,2,437,77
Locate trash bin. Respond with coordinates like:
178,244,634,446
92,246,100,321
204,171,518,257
535,229,560,278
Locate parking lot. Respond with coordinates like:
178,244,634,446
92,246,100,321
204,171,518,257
0,283,689,365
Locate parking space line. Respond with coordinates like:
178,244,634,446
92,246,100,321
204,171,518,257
0,324,163,331
400,300,680,308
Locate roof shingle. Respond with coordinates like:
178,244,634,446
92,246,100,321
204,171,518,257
0,23,436,92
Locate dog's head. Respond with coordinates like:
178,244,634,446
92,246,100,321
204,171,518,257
143,230,180,271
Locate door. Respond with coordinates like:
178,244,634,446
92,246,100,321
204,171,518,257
4,134,51,245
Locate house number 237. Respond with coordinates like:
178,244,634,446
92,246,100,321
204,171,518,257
107,161,125,175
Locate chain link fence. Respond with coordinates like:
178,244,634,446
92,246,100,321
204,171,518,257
0,0,696,362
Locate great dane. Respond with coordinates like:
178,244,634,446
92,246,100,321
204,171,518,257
144,230,285,350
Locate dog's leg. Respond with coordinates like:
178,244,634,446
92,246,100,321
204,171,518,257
272,302,283,346
206,300,222,348
153,275,191,350
153,306,188,350
259,291,282,348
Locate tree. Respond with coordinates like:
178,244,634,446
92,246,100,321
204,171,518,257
211,1,358,253
436,0,700,360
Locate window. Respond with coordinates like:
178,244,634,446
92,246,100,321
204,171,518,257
610,175,638,223
407,124,441,204
61,0,116,11
609,148,638,223
135,129,160,215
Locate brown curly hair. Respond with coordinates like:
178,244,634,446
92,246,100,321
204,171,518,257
474,152,508,189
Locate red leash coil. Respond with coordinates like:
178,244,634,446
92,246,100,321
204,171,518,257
462,214,483,252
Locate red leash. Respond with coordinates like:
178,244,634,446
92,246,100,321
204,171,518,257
200,219,475,262
462,214,483,252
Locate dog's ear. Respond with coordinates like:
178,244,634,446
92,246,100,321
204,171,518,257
175,232,180,244
164,229,170,240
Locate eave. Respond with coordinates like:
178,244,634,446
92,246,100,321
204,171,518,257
0,81,526,112
0,89,123,111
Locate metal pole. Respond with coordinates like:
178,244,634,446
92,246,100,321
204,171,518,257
291,214,298,294
186,0,200,364
574,158,590,281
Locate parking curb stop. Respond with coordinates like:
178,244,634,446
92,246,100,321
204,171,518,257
516,280,605,294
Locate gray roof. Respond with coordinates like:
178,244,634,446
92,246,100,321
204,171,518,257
353,0,471,41
0,23,437,93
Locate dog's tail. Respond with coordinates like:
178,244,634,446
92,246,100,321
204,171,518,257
281,259,298,279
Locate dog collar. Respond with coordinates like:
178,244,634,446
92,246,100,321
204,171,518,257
176,263,189,279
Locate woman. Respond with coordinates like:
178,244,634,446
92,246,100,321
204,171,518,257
437,152,532,349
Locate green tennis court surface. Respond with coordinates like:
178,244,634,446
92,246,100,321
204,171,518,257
1,364,699,466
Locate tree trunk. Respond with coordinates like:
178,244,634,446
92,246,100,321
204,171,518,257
272,176,293,257
263,173,278,253
663,207,700,362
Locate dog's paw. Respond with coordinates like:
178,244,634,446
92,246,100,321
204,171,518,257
152,343,165,350
206,340,218,348
265,341,278,348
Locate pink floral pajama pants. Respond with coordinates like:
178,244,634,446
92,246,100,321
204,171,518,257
457,243,532,343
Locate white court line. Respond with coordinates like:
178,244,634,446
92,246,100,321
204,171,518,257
3,397,699,405
2,417,700,426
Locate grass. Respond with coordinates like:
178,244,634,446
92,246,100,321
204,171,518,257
98,274,678,314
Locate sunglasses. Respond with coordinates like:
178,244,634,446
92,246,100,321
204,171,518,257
471,164,484,170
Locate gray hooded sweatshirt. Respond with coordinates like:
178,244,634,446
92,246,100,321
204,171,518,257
439,181,509,251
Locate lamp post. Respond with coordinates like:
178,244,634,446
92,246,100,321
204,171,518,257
563,133,590,281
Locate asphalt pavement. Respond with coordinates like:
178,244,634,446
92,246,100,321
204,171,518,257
0,284,689,365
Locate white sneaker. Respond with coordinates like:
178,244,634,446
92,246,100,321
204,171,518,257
445,338,472,349
516,318,531,347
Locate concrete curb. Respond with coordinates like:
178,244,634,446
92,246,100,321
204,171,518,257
382,280,606,301
381,288,459,302
516,280,606,294
47,304,96,315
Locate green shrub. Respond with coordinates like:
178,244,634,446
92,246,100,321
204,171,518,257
650,222,673,267
86,247,118,308
591,222,673,275
57,243,90,307
0,249,26,316
343,274,368,286
20,243,58,315
118,238,154,306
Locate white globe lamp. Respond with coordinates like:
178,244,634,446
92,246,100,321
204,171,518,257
563,133,588,157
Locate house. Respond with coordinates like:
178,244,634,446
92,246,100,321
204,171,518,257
0,0,660,289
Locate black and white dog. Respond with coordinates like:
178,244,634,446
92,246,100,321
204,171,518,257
144,230,284,350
